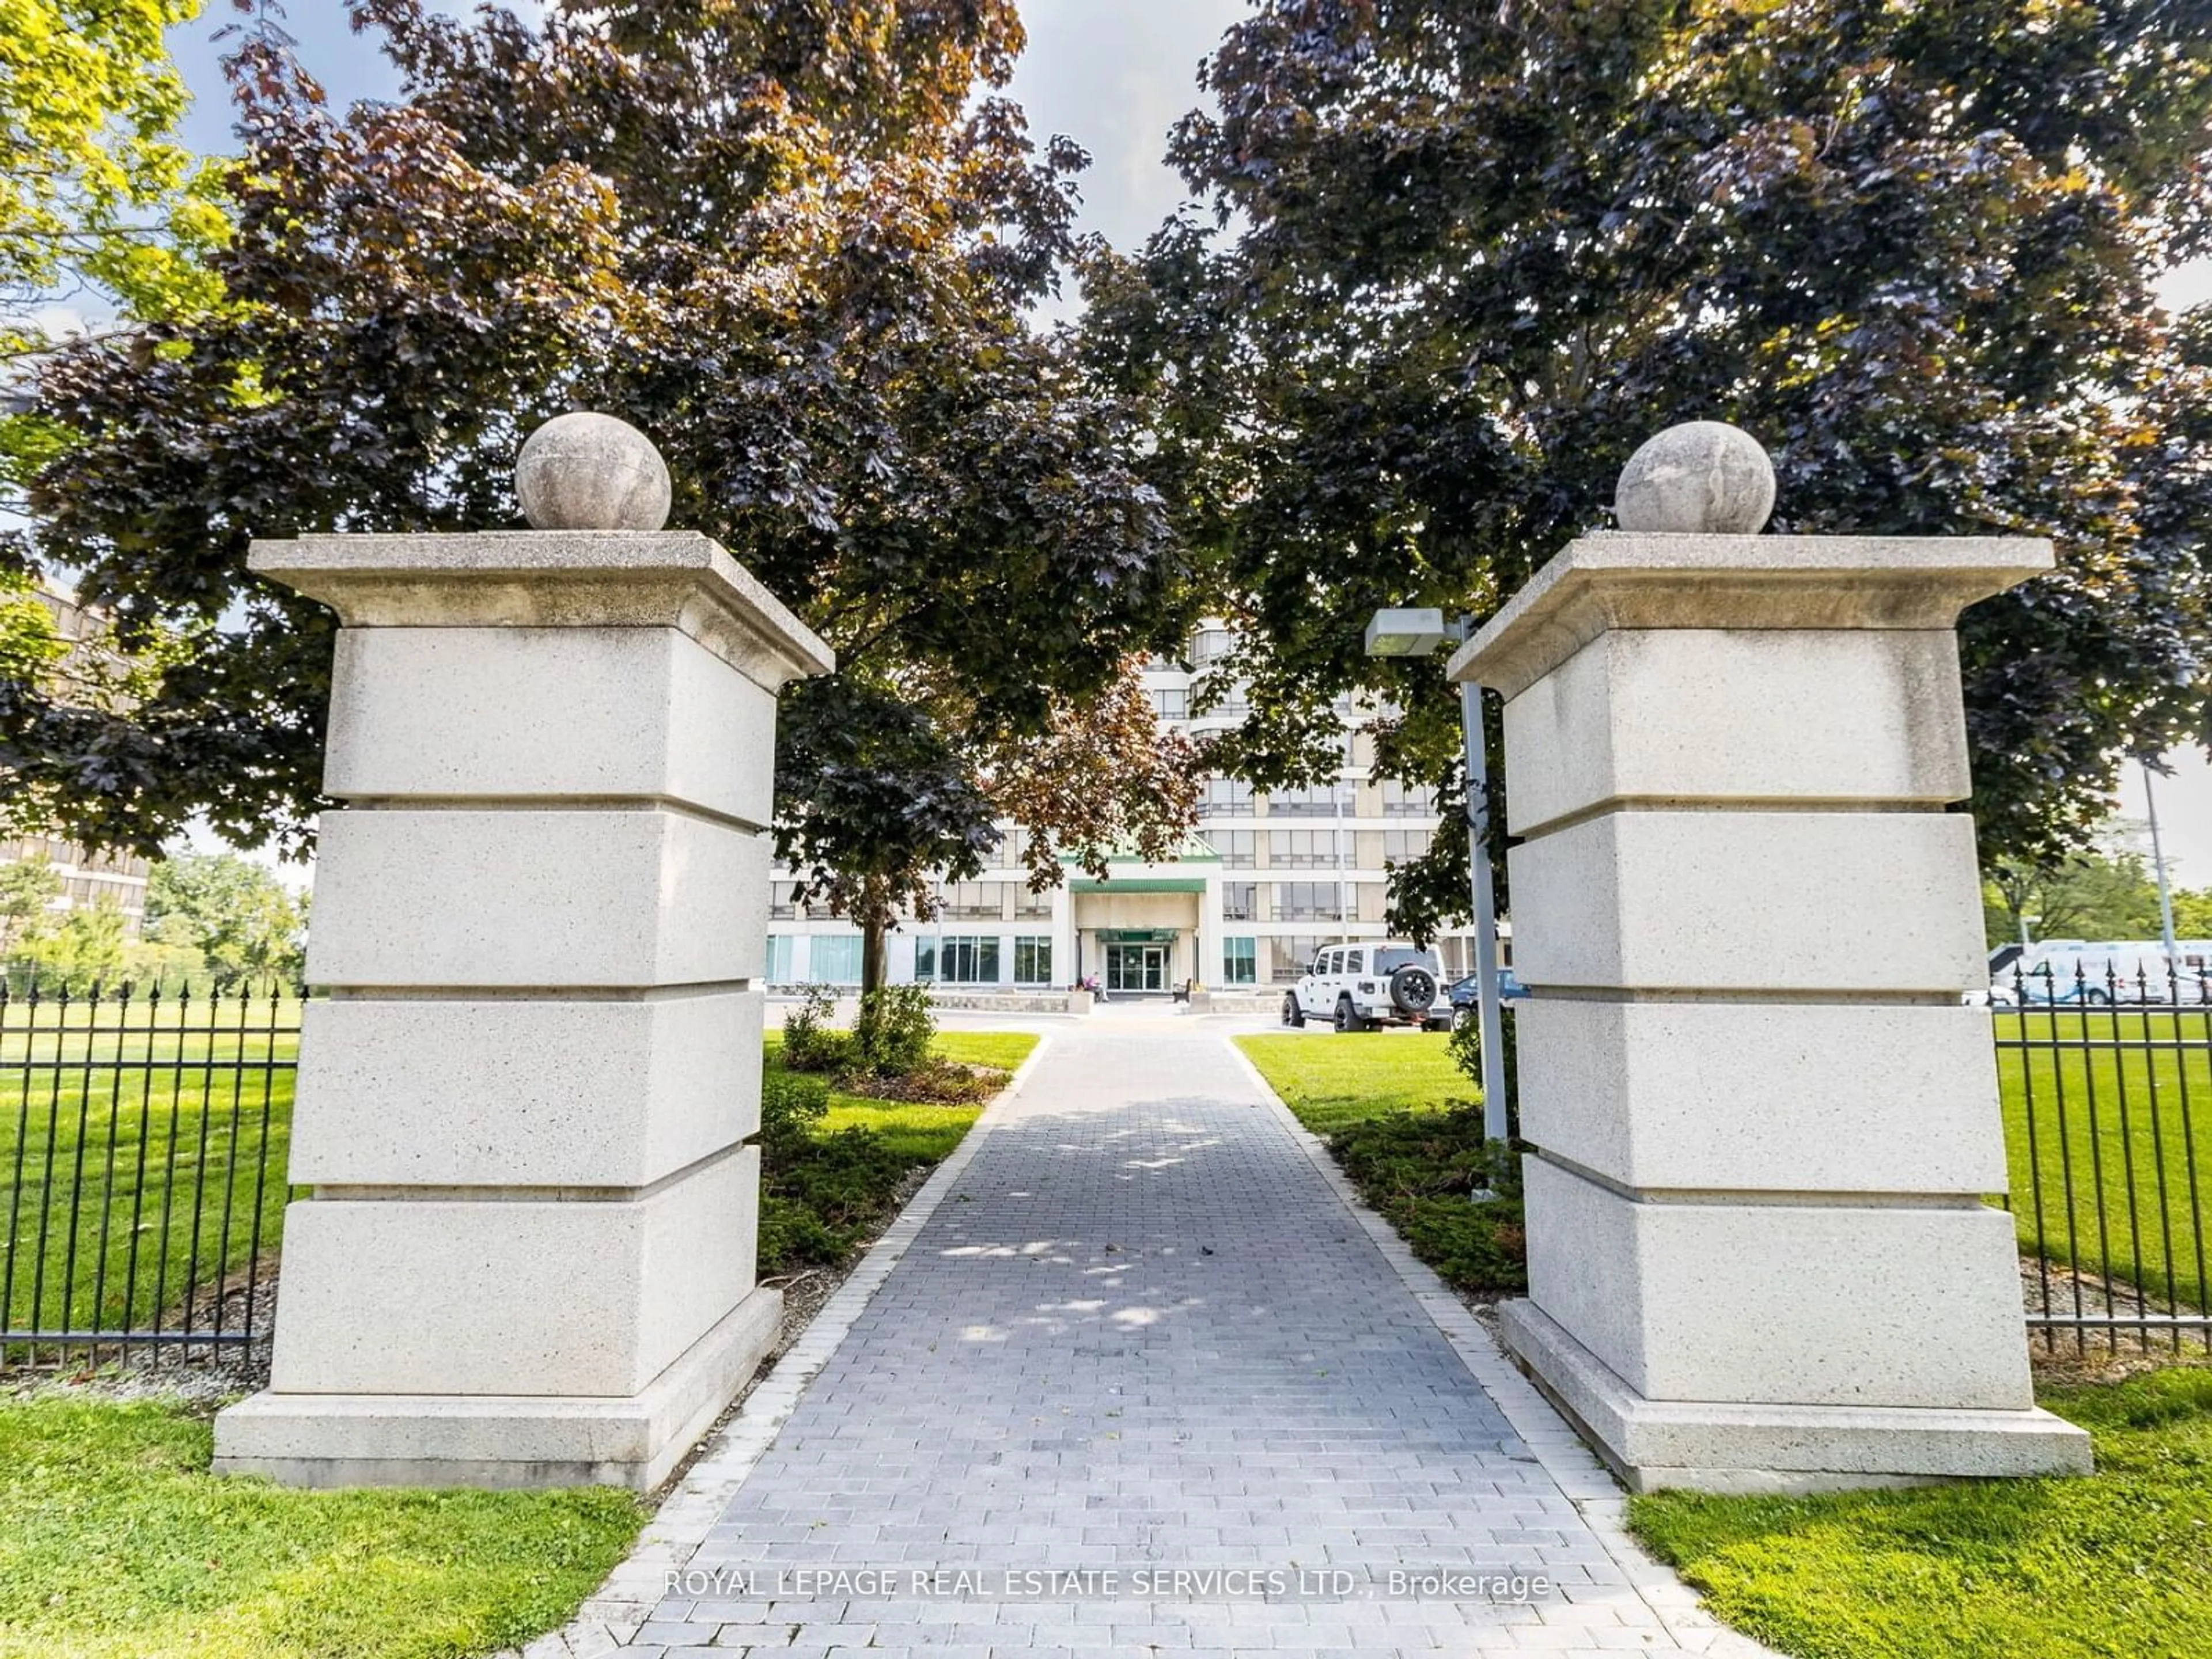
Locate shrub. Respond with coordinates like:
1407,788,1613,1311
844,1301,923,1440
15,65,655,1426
780,983,848,1073
758,1070,830,1164
836,1056,999,1105
851,983,934,1077
759,1127,919,1275
1328,1107,1527,1294
1447,998,1520,1135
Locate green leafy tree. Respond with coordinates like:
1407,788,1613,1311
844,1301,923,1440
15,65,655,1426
2174,888,2212,939
1983,850,2164,949
7,0,1199,992
1089,0,2212,941
19,893,127,989
143,849,304,985
0,851,62,950
0,571,65,679
1,1,230,495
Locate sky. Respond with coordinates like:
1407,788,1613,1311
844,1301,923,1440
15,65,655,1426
154,1,2212,889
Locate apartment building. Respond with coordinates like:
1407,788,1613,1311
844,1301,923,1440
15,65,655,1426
1,833,151,935
764,623,1478,995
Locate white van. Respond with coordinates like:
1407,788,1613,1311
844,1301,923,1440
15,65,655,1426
1994,940,2212,1005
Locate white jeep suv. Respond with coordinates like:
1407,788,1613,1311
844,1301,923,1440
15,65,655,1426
1282,943,1453,1033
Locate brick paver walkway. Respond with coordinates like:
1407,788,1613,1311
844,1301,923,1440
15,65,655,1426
562,1018,1762,1658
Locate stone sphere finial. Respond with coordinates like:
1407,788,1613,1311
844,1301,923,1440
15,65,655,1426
514,411,672,532
1613,419,1775,535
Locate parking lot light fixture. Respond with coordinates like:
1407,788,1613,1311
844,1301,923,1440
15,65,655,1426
1363,608,1450,658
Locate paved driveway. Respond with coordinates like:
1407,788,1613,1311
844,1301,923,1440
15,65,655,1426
538,1015,1763,1658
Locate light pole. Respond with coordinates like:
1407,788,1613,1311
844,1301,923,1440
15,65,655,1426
1365,608,1508,1141
2145,761,2181,978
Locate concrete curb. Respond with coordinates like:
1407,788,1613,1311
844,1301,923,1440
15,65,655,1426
1219,1036,1782,1659
512,1034,1056,1658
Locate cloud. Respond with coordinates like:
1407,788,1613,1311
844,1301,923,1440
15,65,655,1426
1004,0,1245,253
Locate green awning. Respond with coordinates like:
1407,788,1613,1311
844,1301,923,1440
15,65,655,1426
1093,834,1220,864
1096,929,1179,942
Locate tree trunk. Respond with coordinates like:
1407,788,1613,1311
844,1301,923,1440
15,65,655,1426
862,914,888,998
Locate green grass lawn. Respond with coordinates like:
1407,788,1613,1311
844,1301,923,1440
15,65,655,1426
764,1028,1035,1164
0,1024,1041,1655
930,1031,1040,1074
1234,1029,1471,1133
3,1011,1035,1348
1,990,300,1341
1632,1367,2212,1659
1995,1009,2212,1312
0,1396,641,1659
1241,1016,2212,1315
1235,1029,1524,1294
757,1027,1035,1274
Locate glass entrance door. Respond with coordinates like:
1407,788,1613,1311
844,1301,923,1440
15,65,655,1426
1105,943,1168,993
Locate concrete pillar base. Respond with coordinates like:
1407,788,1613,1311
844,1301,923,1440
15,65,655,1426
214,1284,781,1491
1498,1298,2090,1495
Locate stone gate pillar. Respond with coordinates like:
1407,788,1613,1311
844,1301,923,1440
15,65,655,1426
214,414,832,1488
1449,421,2090,1491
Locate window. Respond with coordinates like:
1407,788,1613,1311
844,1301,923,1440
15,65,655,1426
1223,938,1257,984
1214,830,1256,868
1149,687,1189,720
1266,782,1342,817
1013,883,1052,919
1190,627,1233,666
810,934,862,985
941,881,1005,920
1268,828,1338,868
765,935,795,983
1272,936,1330,982
1222,882,1257,922
914,938,934,981
1014,937,1053,984
768,882,800,921
1343,949,1366,975
1199,775,1255,817
1196,676,1251,717
1382,780,1437,817
1274,881,1342,921
935,936,1001,984
1374,947,1442,974
1383,828,1432,863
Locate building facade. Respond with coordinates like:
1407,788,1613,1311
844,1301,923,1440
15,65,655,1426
765,624,1478,995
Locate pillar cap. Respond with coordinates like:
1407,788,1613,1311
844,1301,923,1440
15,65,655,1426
515,412,673,532
1615,421,1775,534
1446,532,2051,699
250,530,834,691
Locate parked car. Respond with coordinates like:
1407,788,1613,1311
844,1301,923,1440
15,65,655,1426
1446,969,1530,1029
1281,943,1453,1032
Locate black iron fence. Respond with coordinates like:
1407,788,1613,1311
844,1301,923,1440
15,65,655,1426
1993,960,2212,1357
5,953,2209,1368
1,978,301,1366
